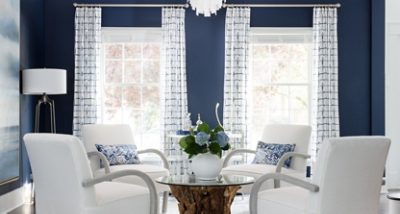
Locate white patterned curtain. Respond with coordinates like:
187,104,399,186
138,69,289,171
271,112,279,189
73,7,101,137
161,8,188,175
312,7,340,156
223,7,251,152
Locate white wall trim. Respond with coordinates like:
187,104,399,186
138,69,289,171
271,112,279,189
385,0,400,189
0,187,24,214
387,23,400,35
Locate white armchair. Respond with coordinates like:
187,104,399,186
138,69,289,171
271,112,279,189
81,124,170,213
24,133,159,214
250,136,390,214
221,124,311,193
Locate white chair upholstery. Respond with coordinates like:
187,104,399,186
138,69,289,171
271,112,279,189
221,124,311,193
81,124,170,212
24,133,158,214
251,136,391,214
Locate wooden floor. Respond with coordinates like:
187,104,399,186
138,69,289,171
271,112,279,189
9,194,390,214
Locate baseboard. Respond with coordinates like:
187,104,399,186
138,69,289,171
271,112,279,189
0,187,24,214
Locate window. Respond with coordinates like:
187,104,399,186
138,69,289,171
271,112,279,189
248,28,313,147
100,28,162,150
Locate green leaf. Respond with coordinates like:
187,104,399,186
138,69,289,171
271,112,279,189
213,125,224,133
221,143,230,151
184,146,198,156
183,140,205,156
209,142,222,157
209,132,217,141
179,135,195,149
197,123,210,133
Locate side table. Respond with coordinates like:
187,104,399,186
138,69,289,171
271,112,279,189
387,191,400,214
156,175,254,214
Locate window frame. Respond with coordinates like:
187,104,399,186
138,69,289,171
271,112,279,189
248,27,313,146
99,27,163,150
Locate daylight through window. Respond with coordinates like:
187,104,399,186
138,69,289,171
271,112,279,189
100,28,162,150
248,28,313,148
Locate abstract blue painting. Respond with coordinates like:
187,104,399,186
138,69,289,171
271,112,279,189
0,0,20,183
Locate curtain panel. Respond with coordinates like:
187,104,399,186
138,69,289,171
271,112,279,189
223,7,251,152
312,7,340,156
161,8,189,175
73,7,101,137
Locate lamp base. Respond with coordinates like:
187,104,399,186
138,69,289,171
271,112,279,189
35,93,56,133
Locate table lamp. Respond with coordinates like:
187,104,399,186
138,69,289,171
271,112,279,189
22,68,67,133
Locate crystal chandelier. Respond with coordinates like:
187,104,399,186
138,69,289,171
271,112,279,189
189,0,226,17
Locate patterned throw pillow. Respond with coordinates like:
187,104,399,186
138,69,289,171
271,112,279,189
252,142,296,168
95,144,141,166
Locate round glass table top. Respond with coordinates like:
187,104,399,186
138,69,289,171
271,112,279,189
156,174,255,187
387,190,400,201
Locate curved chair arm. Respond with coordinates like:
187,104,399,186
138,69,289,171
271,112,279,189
249,173,319,214
222,149,256,167
274,152,311,188
82,169,159,214
137,149,170,170
87,151,111,174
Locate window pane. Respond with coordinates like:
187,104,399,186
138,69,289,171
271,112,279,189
251,60,270,85
105,60,122,83
122,85,141,108
103,85,122,108
124,43,142,59
143,60,160,83
103,108,122,124
122,108,142,133
124,60,142,83
143,43,160,59
142,85,159,106
105,44,122,59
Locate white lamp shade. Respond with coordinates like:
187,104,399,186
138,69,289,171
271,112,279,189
22,68,67,95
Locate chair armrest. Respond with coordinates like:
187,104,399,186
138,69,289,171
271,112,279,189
137,149,170,170
82,169,159,214
87,151,111,174
222,149,256,167
249,173,319,214
274,152,311,188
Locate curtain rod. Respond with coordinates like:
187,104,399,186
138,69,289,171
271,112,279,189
73,3,341,8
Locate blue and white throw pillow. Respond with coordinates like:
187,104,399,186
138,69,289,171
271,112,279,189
95,144,141,166
252,142,296,168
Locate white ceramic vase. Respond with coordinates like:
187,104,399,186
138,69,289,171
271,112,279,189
191,153,222,180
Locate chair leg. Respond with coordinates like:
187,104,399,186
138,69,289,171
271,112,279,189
161,191,169,213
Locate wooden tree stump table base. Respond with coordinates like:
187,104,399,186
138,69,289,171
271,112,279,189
169,185,241,214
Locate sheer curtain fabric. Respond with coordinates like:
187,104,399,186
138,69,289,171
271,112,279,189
73,7,101,137
161,8,189,175
223,7,251,151
312,7,340,156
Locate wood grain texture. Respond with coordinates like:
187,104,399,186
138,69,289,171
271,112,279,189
169,185,241,214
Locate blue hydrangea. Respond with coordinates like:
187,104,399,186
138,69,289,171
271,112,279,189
217,131,229,147
195,132,210,146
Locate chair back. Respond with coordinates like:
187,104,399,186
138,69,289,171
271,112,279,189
82,124,135,170
260,124,311,171
24,134,96,213
310,136,390,214
82,124,135,151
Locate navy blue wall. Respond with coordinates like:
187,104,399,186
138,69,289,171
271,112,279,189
43,0,385,136
0,0,44,196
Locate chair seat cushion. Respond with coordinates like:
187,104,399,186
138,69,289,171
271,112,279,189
94,164,170,192
258,186,310,214
92,182,149,214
